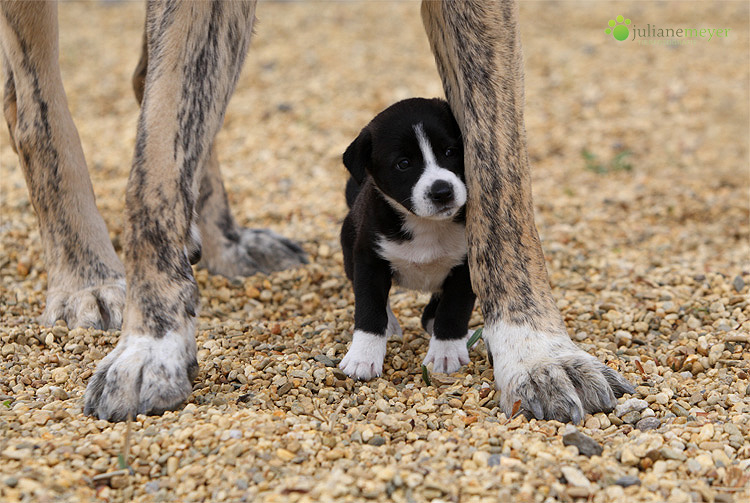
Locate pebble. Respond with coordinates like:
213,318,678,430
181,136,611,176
620,449,639,466
621,411,641,424
732,275,745,292
635,417,660,431
562,430,603,457
614,398,648,417
560,466,592,490
313,354,336,367
614,475,641,488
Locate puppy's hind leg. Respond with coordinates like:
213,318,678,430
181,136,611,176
422,0,634,422
84,1,257,421
0,2,125,330
131,37,306,277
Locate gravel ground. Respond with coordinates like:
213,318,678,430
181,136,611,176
1,2,749,502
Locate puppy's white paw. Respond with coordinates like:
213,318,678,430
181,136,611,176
84,325,198,422
485,321,635,423
423,334,471,374
340,330,387,380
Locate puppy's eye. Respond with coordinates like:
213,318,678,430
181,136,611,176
395,159,410,171
445,147,458,157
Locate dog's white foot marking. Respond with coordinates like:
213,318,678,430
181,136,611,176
40,279,126,330
423,334,471,373
339,330,387,381
83,325,198,422
485,321,635,423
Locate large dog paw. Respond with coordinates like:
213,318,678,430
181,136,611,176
83,329,198,421
40,279,126,330
485,322,634,423
340,330,387,381
199,227,307,277
423,334,471,373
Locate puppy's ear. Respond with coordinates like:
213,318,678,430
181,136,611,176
343,128,372,185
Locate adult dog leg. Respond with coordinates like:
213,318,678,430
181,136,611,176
0,2,125,329
84,1,256,421
422,0,634,422
132,35,307,278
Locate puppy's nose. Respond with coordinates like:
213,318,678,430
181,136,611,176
429,180,454,203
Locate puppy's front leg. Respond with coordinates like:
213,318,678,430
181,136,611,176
423,262,476,373
340,258,392,381
422,1,634,423
84,1,257,421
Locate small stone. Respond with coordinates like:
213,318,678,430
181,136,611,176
144,481,160,494
732,275,745,292
488,454,502,467
621,411,641,424
659,447,687,461
2,446,31,460
670,403,688,417
367,435,386,447
374,398,389,413
4,477,18,488
653,392,669,405
636,417,660,431
288,370,311,380
640,407,655,418
562,430,603,457
584,416,600,430
614,475,641,488
110,475,128,489
614,330,632,347
361,429,374,443
276,448,296,461
615,398,648,417
560,466,591,490
698,423,714,442
620,449,640,466
686,459,702,474
312,368,327,381
313,354,336,367
166,456,178,475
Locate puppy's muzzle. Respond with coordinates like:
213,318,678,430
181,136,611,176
429,180,455,204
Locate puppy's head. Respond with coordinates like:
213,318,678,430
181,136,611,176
344,98,465,220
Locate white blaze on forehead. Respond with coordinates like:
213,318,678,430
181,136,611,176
414,123,439,170
411,123,467,219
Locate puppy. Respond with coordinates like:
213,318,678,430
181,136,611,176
339,98,477,380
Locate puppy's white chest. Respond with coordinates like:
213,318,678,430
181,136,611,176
377,218,467,292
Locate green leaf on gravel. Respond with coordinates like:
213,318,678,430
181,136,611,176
421,364,431,386
2,400,11,408
467,328,483,349
117,453,128,470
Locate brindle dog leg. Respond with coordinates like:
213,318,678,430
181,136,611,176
84,1,257,421
132,35,307,278
0,2,125,330
422,0,634,423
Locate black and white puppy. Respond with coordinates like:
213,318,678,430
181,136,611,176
339,98,477,380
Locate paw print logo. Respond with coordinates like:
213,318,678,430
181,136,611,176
605,15,631,41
